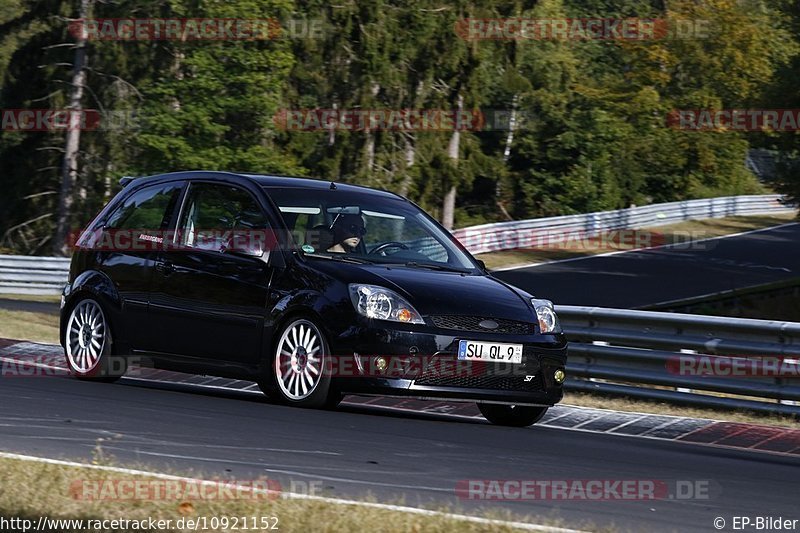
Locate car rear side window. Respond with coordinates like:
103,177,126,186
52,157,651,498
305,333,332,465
177,183,268,252
105,182,183,231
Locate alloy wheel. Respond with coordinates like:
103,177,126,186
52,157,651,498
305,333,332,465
274,319,325,400
65,299,107,375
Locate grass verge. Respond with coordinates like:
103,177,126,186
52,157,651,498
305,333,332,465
0,454,588,533
0,309,59,344
479,213,798,270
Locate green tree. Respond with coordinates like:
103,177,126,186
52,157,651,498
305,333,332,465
134,0,301,175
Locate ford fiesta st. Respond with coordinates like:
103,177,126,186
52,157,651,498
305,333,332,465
60,171,568,426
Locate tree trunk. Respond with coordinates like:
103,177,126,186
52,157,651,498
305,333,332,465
53,0,92,256
496,94,518,221
365,130,376,172
399,80,424,197
399,133,415,197
502,94,518,162
363,82,380,175
328,102,337,146
442,94,463,230
442,186,456,230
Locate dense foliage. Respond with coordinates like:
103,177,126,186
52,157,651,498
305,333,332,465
0,0,797,254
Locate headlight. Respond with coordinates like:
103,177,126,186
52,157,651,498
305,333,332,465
531,298,561,334
349,284,424,324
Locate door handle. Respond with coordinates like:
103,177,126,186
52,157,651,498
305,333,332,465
155,261,175,275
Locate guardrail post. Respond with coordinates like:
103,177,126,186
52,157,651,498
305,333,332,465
676,349,696,394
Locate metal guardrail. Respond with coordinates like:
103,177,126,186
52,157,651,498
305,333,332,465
557,305,800,416
454,194,796,254
0,256,70,295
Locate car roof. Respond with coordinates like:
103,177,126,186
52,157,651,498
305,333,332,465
125,170,402,199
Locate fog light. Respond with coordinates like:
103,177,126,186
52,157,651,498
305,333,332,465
375,357,388,372
554,369,565,384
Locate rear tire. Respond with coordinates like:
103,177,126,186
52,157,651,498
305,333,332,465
478,404,548,427
64,298,125,382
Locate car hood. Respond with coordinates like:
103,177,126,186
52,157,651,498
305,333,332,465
308,259,534,320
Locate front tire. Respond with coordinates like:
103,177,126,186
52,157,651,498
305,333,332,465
270,318,336,409
478,404,548,427
64,298,125,382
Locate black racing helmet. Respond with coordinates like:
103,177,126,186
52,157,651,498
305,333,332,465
330,213,366,244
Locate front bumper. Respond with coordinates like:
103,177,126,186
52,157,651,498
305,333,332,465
330,320,568,406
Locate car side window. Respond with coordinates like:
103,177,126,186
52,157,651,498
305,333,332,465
105,182,183,232
178,183,269,252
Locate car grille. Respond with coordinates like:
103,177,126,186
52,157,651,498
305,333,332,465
413,361,543,392
429,315,534,335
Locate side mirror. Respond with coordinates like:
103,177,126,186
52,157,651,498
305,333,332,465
476,259,487,271
221,232,266,258
223,242,265,258
221,231,287,269
268,249,286,269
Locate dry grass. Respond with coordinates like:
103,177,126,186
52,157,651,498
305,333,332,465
0,309,59,344
0,455,592,533
480,213,798,270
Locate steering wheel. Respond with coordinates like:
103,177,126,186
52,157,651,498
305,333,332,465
369,241,410,255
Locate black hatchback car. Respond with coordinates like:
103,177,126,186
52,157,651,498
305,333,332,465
60,171,568,426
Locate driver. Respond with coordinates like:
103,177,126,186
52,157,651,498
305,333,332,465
327,213,366,253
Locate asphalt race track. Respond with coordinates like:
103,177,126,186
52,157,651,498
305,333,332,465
1,342,799,532
494,223,800,309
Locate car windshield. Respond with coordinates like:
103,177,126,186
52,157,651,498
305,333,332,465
264,186,478,271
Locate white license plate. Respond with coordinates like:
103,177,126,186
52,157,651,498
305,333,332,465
457,340,523,364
